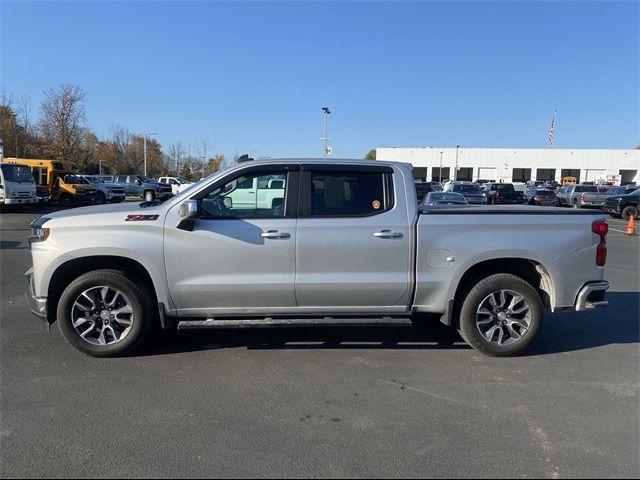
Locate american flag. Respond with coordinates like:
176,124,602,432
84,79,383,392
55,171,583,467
548,111,557,147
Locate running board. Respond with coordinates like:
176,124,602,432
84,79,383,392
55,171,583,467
177,317,413,330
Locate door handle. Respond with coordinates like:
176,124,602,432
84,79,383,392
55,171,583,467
374,230,403,239
261,230,291,239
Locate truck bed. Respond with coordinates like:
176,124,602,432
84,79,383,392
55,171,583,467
414,204,606,318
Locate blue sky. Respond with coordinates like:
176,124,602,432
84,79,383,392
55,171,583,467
2,1,638,160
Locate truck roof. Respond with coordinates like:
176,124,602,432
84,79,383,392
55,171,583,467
233,158,414,171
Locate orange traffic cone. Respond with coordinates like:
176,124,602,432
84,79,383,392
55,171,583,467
626,214,636,236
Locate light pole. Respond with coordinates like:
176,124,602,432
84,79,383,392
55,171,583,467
143,132,157,177
99,159,102,175
454,145,460,181
439,151,443,182
321,107,331,157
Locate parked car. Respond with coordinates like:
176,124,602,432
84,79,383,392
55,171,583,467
109,175,173,201
556,185,607,209
524,188,560,207
442,181,487,204
76,175,126,204
603,188,640,219
482,183,525,204
26,159,610,359
414,182,434,203
422,192,469,205
36,185,51,205
158,176,194,195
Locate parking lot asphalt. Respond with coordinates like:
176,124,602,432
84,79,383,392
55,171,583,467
1,206,638,479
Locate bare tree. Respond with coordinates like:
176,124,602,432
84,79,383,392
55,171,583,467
0,87,14,108
196,137,211,162
40,84,87,161
168,142,185,172
16,95,33,157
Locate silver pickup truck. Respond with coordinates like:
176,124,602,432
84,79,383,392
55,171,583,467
26,159,610,358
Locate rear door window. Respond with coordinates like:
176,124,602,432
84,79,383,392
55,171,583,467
306,171,391,216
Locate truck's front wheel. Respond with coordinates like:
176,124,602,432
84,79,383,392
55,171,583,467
56,270,155,357
457,273,543,357
144,190,155,202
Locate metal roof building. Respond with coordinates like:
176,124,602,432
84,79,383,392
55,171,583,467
375,147,640,185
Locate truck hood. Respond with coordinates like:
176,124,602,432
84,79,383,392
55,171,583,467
40,201,166,227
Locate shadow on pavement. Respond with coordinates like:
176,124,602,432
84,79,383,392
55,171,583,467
135,292,639,357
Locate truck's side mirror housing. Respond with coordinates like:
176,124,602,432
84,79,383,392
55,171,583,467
177,199,199,231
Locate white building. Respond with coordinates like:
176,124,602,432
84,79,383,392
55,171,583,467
375,147,640,185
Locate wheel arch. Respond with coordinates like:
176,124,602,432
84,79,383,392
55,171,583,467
448,258,554,327
47,256,163,326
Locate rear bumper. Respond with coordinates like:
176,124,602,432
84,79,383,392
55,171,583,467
575,281,609,312
25,268,48,321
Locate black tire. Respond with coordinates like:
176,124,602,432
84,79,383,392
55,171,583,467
96,192,106,205
572,199,580,209
622,205,638,221
457,273,544,357
144,190,155,202
56,269,156,357
59,194,73,208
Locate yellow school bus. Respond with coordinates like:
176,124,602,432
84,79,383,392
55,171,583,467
4,158,97,207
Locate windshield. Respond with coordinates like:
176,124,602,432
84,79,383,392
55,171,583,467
139,176,153,183
453,184,481,194
64,175,89,184
176,177,192,184
84,176,104,183
1,164,34,183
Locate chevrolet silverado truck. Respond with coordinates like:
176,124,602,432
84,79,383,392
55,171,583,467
26,159,610,358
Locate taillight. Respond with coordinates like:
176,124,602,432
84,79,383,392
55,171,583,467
592,221,608,266
581,192,585,200
495,191,501,199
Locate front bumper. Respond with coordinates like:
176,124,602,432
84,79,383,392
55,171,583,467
25,268,48,321
5,197,39,205
575,281,609,312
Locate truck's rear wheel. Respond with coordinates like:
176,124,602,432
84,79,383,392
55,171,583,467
56,270,155,357
457,273,543,357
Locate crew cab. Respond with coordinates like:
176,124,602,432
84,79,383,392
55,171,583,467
74,175,126,204
26,159,610,358
107,175,173,202
482,183,524,204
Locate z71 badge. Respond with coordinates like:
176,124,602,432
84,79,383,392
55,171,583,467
125,215,159,222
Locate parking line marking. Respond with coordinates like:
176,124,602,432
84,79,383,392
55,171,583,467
609,227,638,236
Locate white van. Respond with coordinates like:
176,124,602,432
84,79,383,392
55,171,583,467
0,163,38,207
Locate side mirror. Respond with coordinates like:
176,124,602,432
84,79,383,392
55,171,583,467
136,179,142,186
177,200,199,231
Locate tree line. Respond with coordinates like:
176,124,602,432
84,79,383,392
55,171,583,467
0,84,226,180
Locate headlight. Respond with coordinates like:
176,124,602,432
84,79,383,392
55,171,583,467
29,216,52,244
